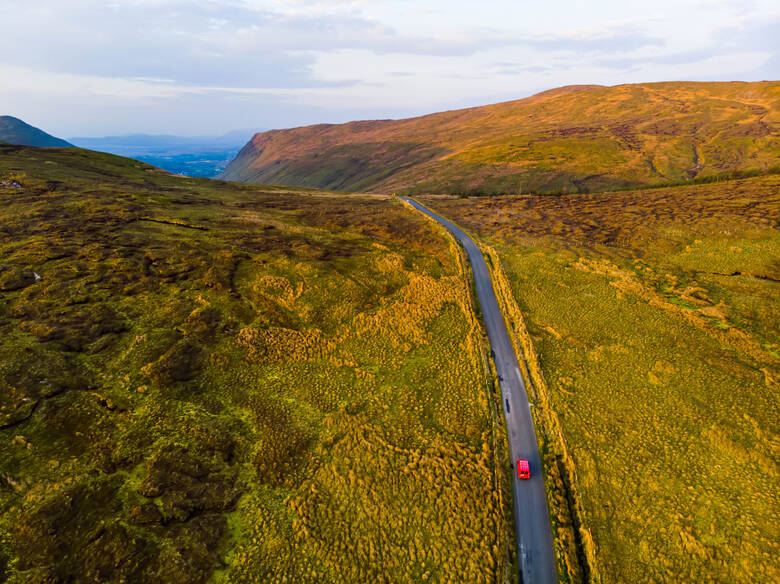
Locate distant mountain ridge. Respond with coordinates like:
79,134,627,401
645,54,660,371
220,81,780,195
0,116,73,148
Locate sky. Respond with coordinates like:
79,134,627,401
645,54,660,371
0,0,777,137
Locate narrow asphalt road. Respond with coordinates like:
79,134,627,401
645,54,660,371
402,198,558,584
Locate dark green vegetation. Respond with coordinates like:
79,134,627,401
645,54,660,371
421,175,780,583
0,117,73,148
0,145,514,583
221,81,779,195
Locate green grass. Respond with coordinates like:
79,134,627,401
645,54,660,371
421,175,780,583
0,145,514,583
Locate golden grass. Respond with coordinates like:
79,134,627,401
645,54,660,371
223,81,779,195
223,234,515,583
420,175,780,583
0,145,514,582
483,244,600,584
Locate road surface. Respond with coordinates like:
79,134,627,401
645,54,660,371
403,197,558,584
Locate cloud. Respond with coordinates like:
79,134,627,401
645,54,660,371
491,63,555,76
595,49,721,70
719,16,780,52
0,0,667,91
514,28,665,54
591,15,779,71
0,1,342,88
0,0,776,135
0,0,469,89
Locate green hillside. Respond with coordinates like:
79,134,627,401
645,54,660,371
0,116,73,148
220,81,779,195
0,145,515,583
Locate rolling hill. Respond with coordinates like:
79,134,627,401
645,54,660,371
220,81,779,195
0,116,73,148
0,145,515,583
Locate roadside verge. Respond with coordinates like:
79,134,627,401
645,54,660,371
481,244,601,584
399,197,517,584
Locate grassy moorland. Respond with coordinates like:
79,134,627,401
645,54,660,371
221,81,779,195
0,145,515,583
420,175,780,583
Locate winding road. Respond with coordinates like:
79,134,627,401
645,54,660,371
402,198,558,584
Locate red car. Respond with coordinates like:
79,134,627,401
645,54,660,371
517,459,530,480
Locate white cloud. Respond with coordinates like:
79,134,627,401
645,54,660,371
0,0,776,135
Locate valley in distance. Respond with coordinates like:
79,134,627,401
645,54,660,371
68,131,260,178
0,80,777,584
